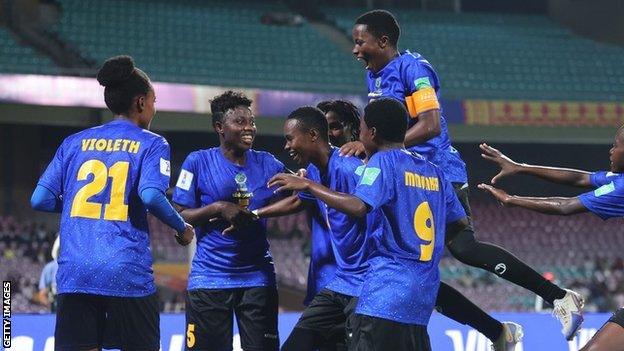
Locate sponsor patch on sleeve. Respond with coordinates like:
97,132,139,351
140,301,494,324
160,158,171,176
176,169,194,191
594,181,615,197
414,77,432,90
360,167,381,186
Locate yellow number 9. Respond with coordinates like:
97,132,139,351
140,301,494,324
413,201,435,261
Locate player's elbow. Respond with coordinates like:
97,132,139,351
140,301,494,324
352,201,369,218
31,187,55,212
427,122,441,138
557,199,584,215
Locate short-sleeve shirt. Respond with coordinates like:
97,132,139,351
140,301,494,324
366,50,467,184
172,148,284,289
352,149,466,325
300,149,376,298
37,119,171,297
579,171,624,220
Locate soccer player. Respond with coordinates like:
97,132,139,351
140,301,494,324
479,138,624,351
269,98,469,350
317,99,361,147
254,106,373,351
30,55,195,351
315,100,520,350
173,91,283,351
346,9,582,340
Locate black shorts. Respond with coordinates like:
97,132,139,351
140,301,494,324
292,288,357,349
445,182,474,244
608,307,624,328
185,287,279,351
348,314,431,351
54,293,159,351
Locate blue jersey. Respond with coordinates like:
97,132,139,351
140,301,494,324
37,119,171,297
353,149,466,325
301,201,336,305
301,149,374,298
579,171,624,219
172,148,284,289
366,50,468,183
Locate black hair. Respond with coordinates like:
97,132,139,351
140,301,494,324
355,9,400,47
210,90,253,128
96,55,151,115
317,99,361,142
287,106,329,141
363,98,407,143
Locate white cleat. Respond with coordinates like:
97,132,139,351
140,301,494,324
553,289,585,340
491,321,524,351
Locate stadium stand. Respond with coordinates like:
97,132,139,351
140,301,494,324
52,0,362,92
0,27,58,75
3,1,624,101
323,6,624,101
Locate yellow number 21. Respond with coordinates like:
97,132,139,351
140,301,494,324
70,160,130,221
413,201,435,261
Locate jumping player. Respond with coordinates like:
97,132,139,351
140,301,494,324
173,91,283,351
479,138,624,351
31,55,195,351
344,9,582,340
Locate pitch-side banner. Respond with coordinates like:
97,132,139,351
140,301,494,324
5,312,610,351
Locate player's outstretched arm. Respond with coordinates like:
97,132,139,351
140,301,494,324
140,187,194,245
404,109,441,148
478,183,587,215
256,194,305,219
268,173,368,218
480,143,592,187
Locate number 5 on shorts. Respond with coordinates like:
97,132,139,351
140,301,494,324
187,323,196,348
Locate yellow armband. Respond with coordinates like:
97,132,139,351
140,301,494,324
405,87,440,118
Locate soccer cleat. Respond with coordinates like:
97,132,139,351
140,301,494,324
553,289,585,340
491,321,524,351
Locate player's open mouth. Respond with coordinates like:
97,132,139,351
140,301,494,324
357,56,370,69
241,134,254,144
288,150,300,162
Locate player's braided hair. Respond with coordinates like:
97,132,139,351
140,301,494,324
210,90,253,128
317,100,361,143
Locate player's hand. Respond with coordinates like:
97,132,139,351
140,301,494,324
218,202,256,229
175,222,195,246
477,183,512,206
479,143,520,184
267,173,310,193
339,141,366,158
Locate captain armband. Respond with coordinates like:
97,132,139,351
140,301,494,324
405,87,440,118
